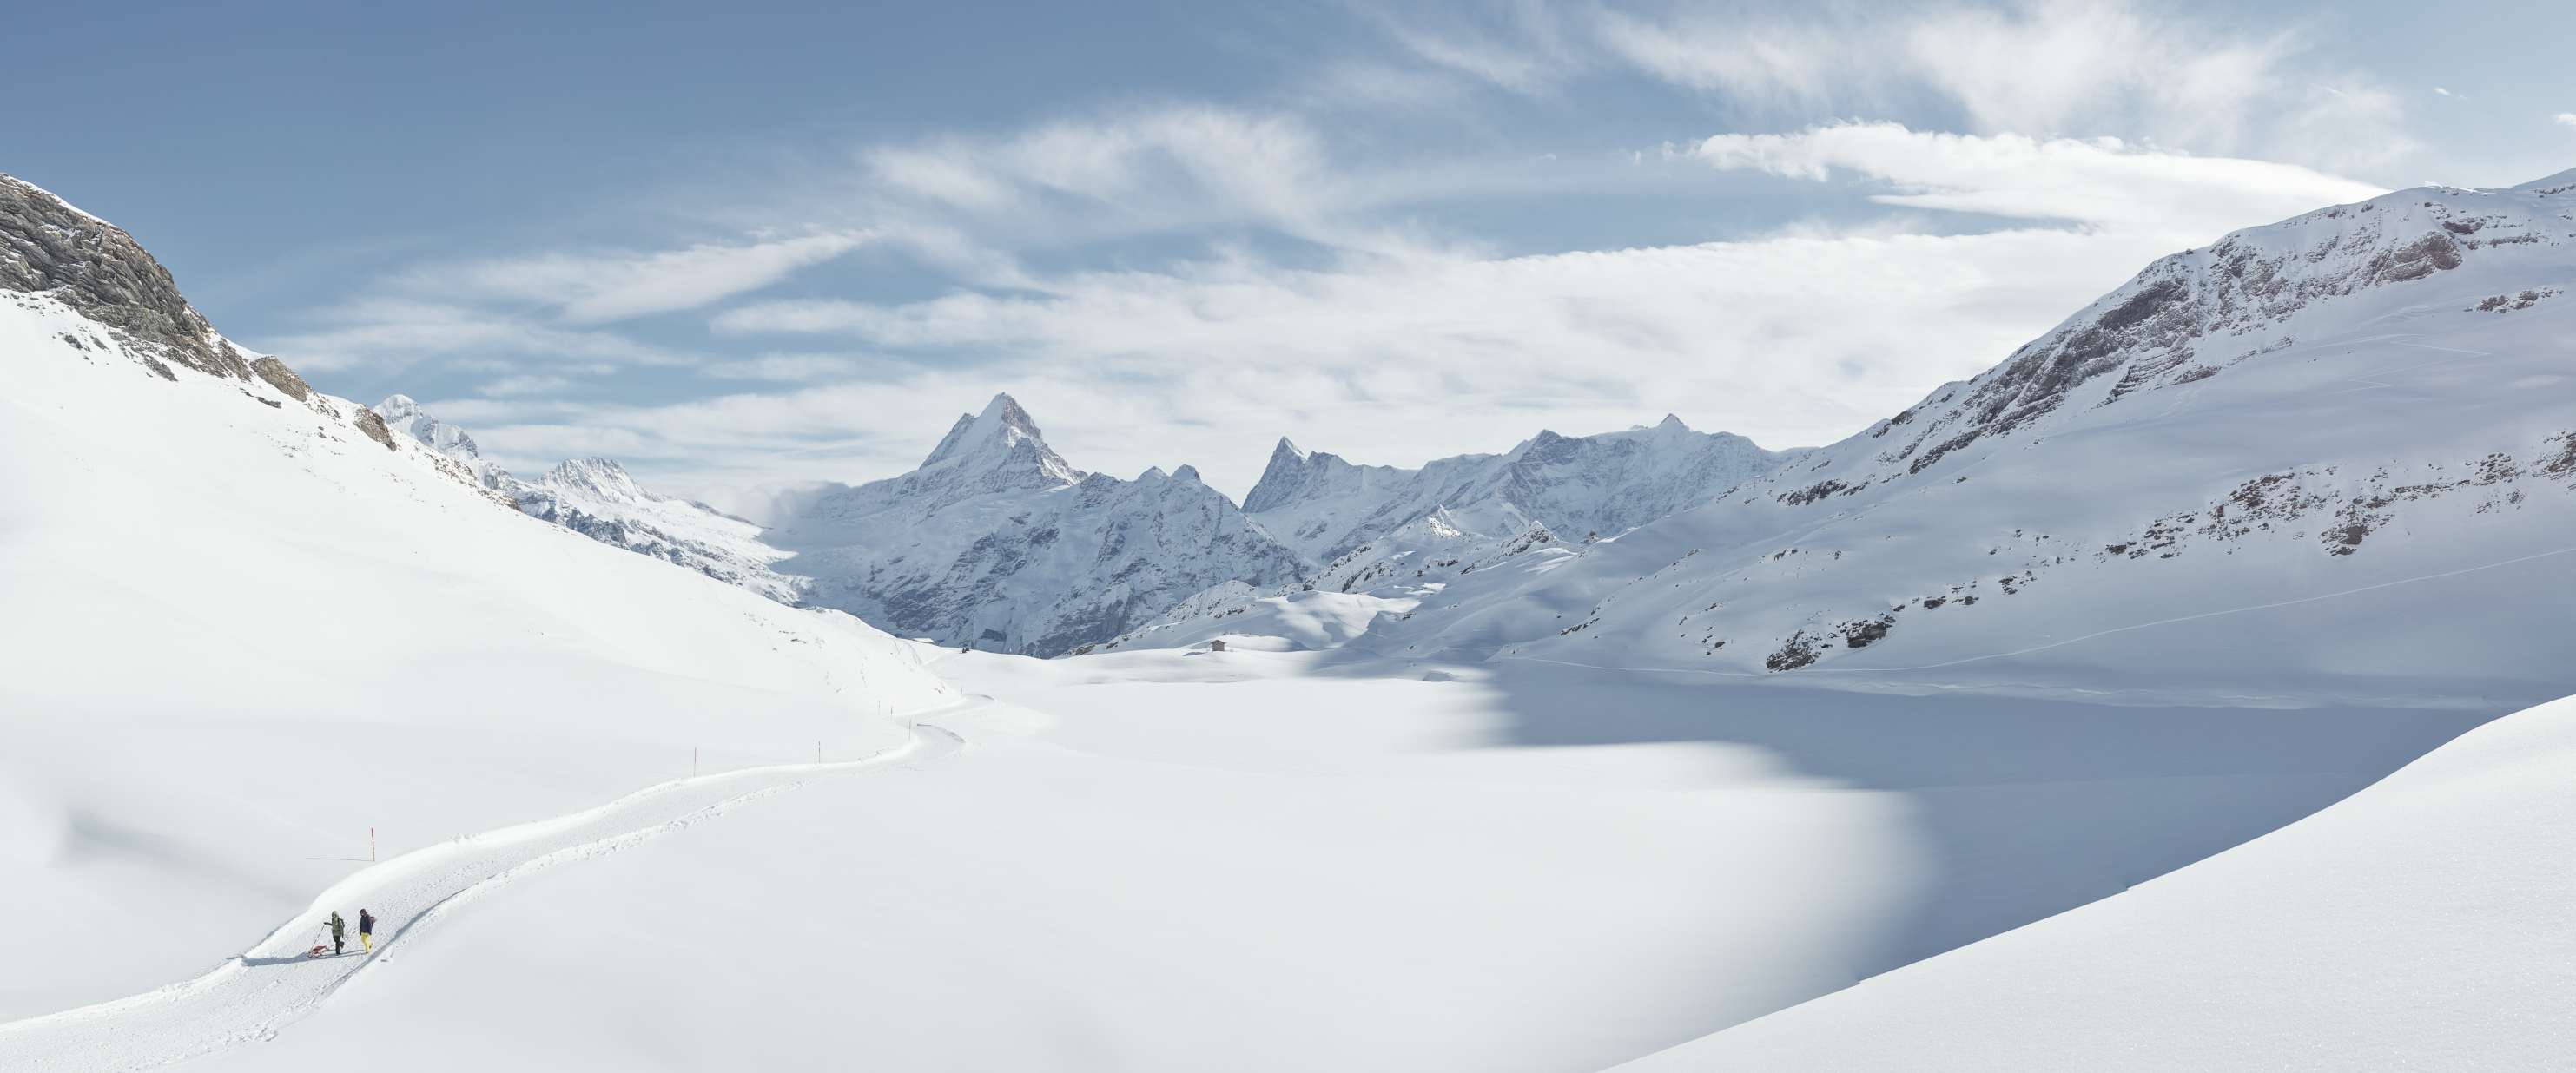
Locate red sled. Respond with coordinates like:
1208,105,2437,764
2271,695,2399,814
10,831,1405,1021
305,945,332,959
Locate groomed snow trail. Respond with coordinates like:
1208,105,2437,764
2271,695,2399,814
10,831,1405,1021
0,721,970,1072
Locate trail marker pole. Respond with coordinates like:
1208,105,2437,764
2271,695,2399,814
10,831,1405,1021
817,741,822,763
370,827,377,863
693,747,699,777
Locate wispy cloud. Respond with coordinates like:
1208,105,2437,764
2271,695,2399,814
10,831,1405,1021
1413,0,2414,174
699,352,870,383
2556,113,2576,129
264,298,696,374
261,0,2454,500
413,232,875,325
685,132,2368,495
1685,122,2382,234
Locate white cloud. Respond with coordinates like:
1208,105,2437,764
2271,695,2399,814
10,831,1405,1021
418,232,872,325
2556,113,2576,129
1588,0,2411,174
1593,13,1841,105
699,353,869,383
858,106,1337,240
262,298,694,374
478,373,577,398
1688,123,2382,236
659,129,2387,496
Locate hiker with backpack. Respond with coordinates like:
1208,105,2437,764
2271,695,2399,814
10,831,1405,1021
360,909,376,952
326,911,347,955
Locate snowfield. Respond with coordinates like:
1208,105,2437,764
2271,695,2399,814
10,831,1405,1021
1617,691,2576,1071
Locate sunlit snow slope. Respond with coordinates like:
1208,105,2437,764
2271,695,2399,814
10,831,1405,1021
1618,690,2576,1071
1377,172,2576,707
0,173,955,1021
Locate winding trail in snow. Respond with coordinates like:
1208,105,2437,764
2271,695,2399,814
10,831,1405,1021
0,719,971,1072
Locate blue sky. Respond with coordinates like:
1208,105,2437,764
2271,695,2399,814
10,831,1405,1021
13,0,2574,510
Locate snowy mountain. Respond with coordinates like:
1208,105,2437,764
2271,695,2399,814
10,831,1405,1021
763,393,1309,655
370,393,506,489
0,171,954,1020
1370,171,2576,706
512,457,806,604
1246,418,1806,562
362,395,806,604
1097,417,1799,653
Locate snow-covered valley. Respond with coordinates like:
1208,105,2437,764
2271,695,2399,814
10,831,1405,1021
7,155,2576,1073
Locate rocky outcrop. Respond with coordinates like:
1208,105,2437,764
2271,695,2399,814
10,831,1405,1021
351,407,400,451
251,356,312,402
0,174,250,380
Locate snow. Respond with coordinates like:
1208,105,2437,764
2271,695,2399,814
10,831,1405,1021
1245,418,1802,563
102,646,2487,1073
1616,691,2576,1071
9,167,2576,1073
763,392,1307,655
0,726,963,1070
0,290,953,1024
365,395,805,604
1366,178,2576,708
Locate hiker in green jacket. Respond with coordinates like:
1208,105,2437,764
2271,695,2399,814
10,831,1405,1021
327,911,347,955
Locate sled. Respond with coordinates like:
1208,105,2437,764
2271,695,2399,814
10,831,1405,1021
305,945,332,959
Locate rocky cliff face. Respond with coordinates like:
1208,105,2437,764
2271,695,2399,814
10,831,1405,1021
765,393,1309,655
1,172,400,454
0,174,255,383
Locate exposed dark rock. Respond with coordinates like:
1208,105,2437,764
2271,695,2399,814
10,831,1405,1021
351,408,400,451
250,356,313,401
1840,614,1896,648
0,174,248,380
1765,631,1824,672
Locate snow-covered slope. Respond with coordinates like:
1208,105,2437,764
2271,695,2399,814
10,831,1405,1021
1618,689,2576,1071
512,456,806,604
367,396,807,604
1375,171,2576,707
0,172,954,1020
764,393,1309,655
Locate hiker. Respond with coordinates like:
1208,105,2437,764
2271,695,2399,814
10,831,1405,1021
360,909,376,952
327,911,347,955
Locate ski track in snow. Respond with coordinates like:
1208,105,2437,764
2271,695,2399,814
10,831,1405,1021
0,721,971,1072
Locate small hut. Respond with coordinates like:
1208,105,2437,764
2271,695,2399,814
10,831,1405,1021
1207,639,1227,653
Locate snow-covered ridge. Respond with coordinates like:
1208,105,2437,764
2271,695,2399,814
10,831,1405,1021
354,393,807,603
1104,415,1800,655
764,392,1309,656
1368,174,2576,704
1245,416,1807,563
